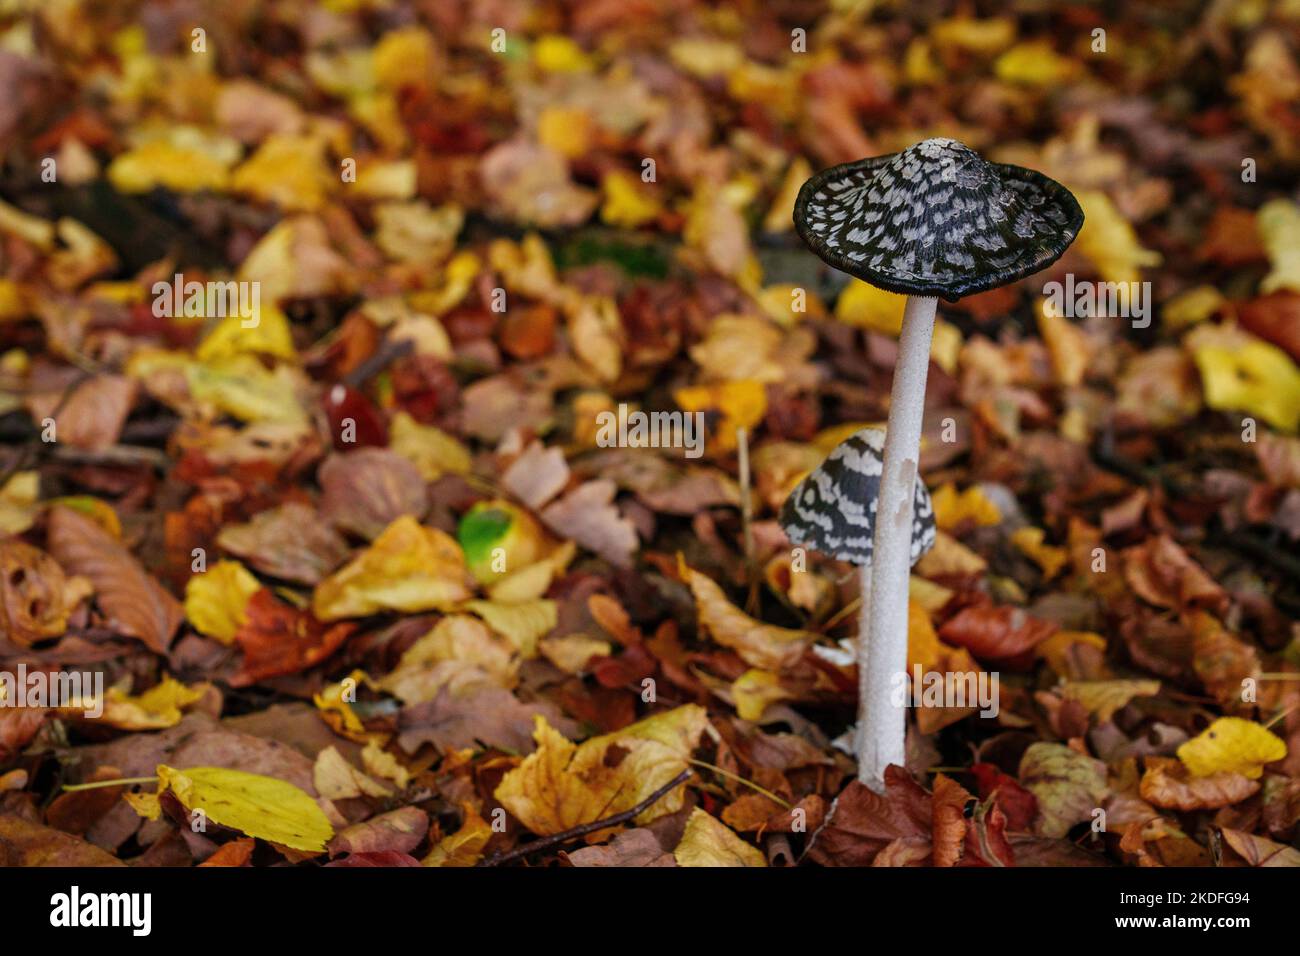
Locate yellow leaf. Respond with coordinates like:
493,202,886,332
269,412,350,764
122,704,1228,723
756,284,827,326
362,741,410,789
1258,199,1300,294
931,16,1016,56
909,575,954,614
1178,717,1287,779
1011,527,1069,581
494,706,707,836
1037,302,1091,386
533,35,594,72
995,41,1078,86
1189,324,1300,432
539,633,611,674
1059,680,1161,722
1162,285,1226,330
423,805,492,866
600,170,662,228
537,106,592,160
149,765,334,853
185,354,308,424
915,530,988,577
835,280,907,334
70,676,207,731
195,302,296,364
674,807,766,867
930,319,963,375
1075,191,1162,285
731,669,789,721
907,601,942,672
681,559,812,671
313,516,472,620
1036,630,1108,673
185,560,261,644
230,134,333,212
931,483,1002,530
762,157,812,234
373,26,439,92
488,560,554,604
0,471,39,535
378,614,517,702
107,141,231,194
389,411,471,480
673,380,767,453
353,160,419,201
313,670,373,740
462,599,558,659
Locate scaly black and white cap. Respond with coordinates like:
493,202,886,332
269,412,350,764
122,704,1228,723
793,138,1083,301
780,427,936,566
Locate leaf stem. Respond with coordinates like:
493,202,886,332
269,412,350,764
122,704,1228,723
688,759,793,809
61,776,158,792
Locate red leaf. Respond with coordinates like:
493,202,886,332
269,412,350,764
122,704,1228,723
938,605,1057,669
231,589,356,686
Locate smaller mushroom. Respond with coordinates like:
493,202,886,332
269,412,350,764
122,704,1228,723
779,427,936,771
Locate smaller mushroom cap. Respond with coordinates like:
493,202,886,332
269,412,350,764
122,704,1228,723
794,138,1083,301
780,428,936,566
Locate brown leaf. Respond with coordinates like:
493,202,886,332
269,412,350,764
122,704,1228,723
46,506,183,653
1236,291,1300,363
567,828,675,867
396,684,577,755
0,538,90,647
25,375,137,451
806,767,931,867
1123,536,1226,613
0,708,47,762
328,807,428,858
1220,827,1300,866
1139,757,1259,811
502,441,569,510
540,480,638,568
44,767,124,835
0,814,126,866
216,503,351,585
320,448,428,540
932,774,972,867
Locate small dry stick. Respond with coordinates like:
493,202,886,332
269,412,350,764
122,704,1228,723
480,769,692,867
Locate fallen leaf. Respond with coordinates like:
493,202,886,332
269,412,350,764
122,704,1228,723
673,808,765,867
313,516,471,620
47,506,183,653
1177,717,1287,779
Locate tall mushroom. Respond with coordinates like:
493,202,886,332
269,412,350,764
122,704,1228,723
792,138,1083,790
779,428,936,766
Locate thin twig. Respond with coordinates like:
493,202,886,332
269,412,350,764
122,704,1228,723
343,336,414,389
480,769,692,867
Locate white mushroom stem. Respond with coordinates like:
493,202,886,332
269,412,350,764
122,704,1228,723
858,294,937,792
